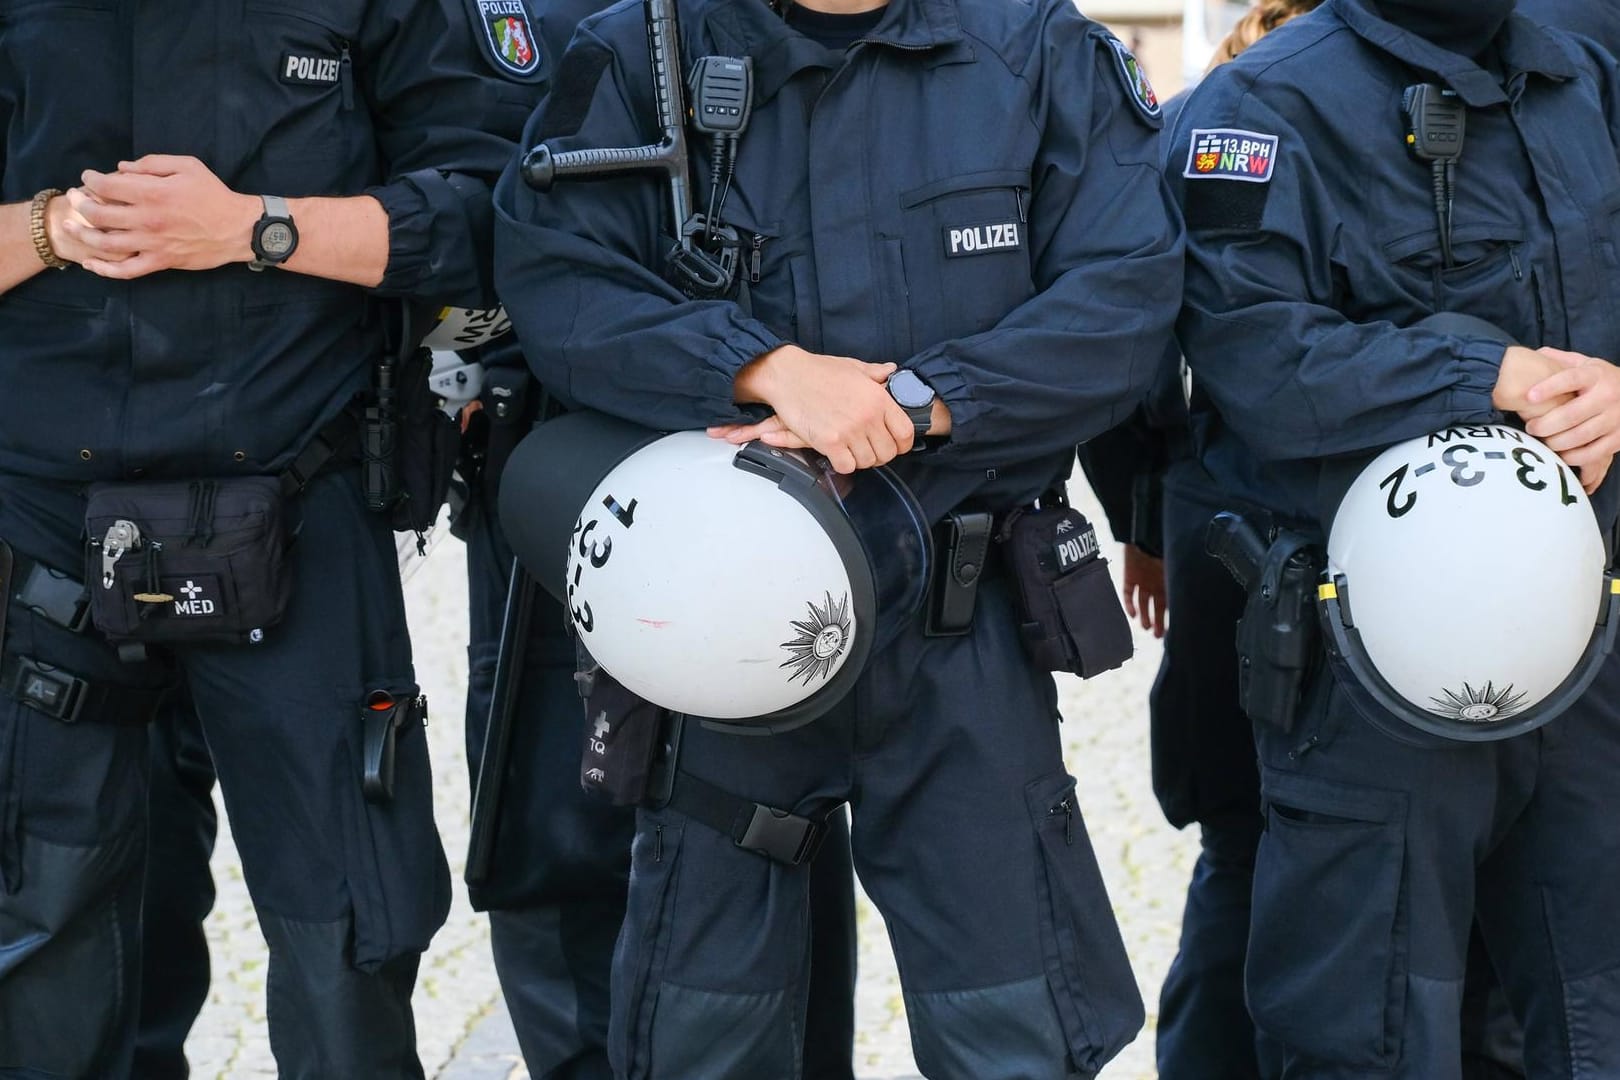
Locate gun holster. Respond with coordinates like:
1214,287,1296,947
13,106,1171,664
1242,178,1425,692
1234,530,1323,733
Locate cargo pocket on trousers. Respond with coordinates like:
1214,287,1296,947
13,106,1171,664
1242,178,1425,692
613,812,685,1080
1247,771,1407,1067
1024,771,1144,1073
339,680,450,972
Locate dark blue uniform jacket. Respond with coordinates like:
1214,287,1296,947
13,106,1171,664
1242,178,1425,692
1170,0,1620,533
494,0,1183,521
0,0,532,483
1520,0,1620,55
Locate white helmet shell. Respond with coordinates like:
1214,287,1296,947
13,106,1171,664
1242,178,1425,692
566,432,864,720
1324,423,1612,739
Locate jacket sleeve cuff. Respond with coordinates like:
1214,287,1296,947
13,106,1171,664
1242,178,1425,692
706,321,789,423
908,350,981,457
1449,338,1508,420
366,169,495,302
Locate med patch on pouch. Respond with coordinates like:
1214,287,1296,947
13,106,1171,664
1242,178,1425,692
466,0,545,82
1183,128,1279,183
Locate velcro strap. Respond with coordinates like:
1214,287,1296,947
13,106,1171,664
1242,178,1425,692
666,772,829,866
0,653,168,725
281,401,362,498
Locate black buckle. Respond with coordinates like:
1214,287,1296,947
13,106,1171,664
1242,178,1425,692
735,805,825,866
3,655,87,723
16,557,91,633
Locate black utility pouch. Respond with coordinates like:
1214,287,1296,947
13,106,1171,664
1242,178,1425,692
1000,501,1133,677
389,346,462,536
84,476,292,646
577,659,670,807
926,511,994,636
1233,531,1322,732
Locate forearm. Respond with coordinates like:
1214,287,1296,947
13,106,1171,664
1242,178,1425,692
223,193,389,287
0,200,48,296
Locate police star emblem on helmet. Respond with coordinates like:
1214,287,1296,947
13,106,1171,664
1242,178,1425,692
780,592,852,684
1429,682,1529,723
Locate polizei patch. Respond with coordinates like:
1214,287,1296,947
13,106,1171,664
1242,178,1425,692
1184,128,1279,183
280,52,341,86
466,0,544,81
944,220,1023,259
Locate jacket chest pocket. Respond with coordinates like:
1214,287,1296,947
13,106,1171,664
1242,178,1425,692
1379,220,1545,344
238,3,369,188
896,170,1035,349
0,0,122,164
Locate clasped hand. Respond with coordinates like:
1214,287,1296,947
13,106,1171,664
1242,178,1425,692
1495,345,1620,493
48,154,257,279
711,344,942,475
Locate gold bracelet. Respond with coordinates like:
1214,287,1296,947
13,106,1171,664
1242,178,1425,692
28,188,68,270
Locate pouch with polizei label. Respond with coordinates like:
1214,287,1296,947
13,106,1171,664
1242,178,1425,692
999,502,1134,677
84,477,292,646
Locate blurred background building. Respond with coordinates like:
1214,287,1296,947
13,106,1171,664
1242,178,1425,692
1091,0,1250,98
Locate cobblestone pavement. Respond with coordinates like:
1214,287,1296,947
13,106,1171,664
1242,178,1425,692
185,484,1200,1079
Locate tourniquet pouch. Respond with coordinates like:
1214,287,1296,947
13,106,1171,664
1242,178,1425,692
578,656,668,806
1000,503,1133,676
84,477,291,645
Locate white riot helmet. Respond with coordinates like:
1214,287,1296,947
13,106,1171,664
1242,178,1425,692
1319,424,1617,742
499,411,932,733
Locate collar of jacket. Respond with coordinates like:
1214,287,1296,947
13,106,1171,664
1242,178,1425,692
702,0,968,105
1335,0,1577,106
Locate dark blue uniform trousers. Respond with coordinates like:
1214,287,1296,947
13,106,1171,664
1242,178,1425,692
609,571,1142,1080
1150,482,1265,1079
134,693,218,1080
1248,650,1620,1078
460,497,857,1080
0,470,448,1079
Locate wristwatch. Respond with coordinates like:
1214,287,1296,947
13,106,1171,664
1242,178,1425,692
886,368,936,443
249,195,298,271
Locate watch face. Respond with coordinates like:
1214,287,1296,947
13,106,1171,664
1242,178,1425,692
259,221,295,258
889,370,934,409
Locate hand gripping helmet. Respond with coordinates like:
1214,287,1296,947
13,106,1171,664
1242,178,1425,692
1318,424,1618,742
499,410,933,734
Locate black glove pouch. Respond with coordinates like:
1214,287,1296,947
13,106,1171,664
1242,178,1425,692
84,476,292,646
1234,531,1322,732
578,659,671,807
1001,502,1133,677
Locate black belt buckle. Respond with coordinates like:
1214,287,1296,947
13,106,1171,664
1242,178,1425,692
736,804,825,866
17,558,91,633
926,510,994,637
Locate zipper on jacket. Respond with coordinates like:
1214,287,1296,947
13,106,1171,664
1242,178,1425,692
1508,243,1523,281
1049,796,1074,846
339,42,355,111
749,234,766,285
1016,187,1028,223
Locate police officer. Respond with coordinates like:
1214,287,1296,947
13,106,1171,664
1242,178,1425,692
1171,0,1620,1074
461,341,859,1080
441,8,855,1078
0,2,532,1074
493,0,1183,1072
